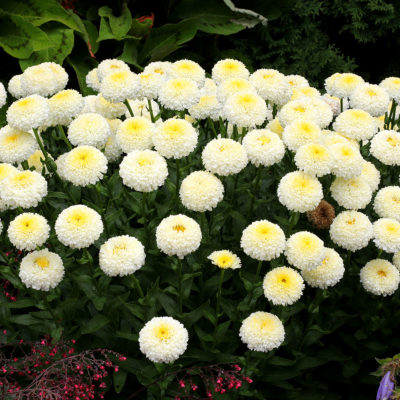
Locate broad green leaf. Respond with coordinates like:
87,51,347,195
81,314,109,334
0,0,85,32
98,5,132,41
0,13,50,58
113,369,128,394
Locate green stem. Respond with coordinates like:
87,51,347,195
207,117,217,138
219,117,227,138
132,274,144,298
124,99,134,117
177,258,183,313
21,160,29,170
32,128,61,181
390,100,397,129
340,98,344,113
147,98,155,123
175,158,181,202
214,269,225,328
42,292,61,328
57,125,72,150
247,166,262,219
255,260,263,281
377,249,383,259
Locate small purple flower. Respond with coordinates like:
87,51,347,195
377,371,394,400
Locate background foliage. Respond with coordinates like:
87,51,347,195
1,0,400,399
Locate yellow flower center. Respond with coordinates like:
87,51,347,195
173,224,186,233
377,269,387,277
113,244,127,255
341,147,352,157
19,217,36,232
343,75,357,85
127,120,146,133
154,68,164,75
140,73,152,81
216,253,234,268
346,218,356,225
386,223,399,234
52,91,72,101
164,121,185,138
223,62,239,71
387,136,399,147
237,94,256,107
367,89,377,97
68,211,88,227
350,110,366,119
17,98,34,109
12,172,33,186
4,134,19,144
35,257,49,269
137,155,153,166
392,196,400,204
110,71,128,83
294,105,306,113
154,324,172,340
257,136,271,145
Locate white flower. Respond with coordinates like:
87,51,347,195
294,143,332,177
333,109,377,141
20,64,58,97
217,78,255,103
179,171,224,212
153,118,198,159
360,259,400,296
249,69,292,105
119,150,168,192
0,125,37,164
350,83,390,117
139,316,188,363
330,176,372,210
212,59,249,84
302,248,344,289
8,213,50,251
156,214,202,259
374,186,400,221
242,129,285,167
241,220,286,261
125,99,160,120
158,78,200,111
330,143,363,179
380,77,400,102
100,70,140,102
285,231,325,271
55,205,103,249
291,87,320,101
86,68,101,92
42,62,68,92
99,235,145,277
277,171,323,212
208,250,241,269
60,146,108,187
373,218,400,253
329,211,373,251
48,89,84,126
116,116,154,153
360,161,380,192
169,59,205,86
7,95,49,132
202,138,248,176
329,73,364,98
19,249,64,291
8,74,25,98
223,91,268,128
94,94,127,119
96,59,130,81
286,74,309,89
137,72,165,99
282,119,322,151
67,113,110,148
239,311,285,352
263,266,304,305
370,130,400,166
189,95,222,121
0,170,47,209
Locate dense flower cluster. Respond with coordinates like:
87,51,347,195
1,58,400,388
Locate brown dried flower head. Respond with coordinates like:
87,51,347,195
307,200,335,229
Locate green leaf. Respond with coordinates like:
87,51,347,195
0,0,85,32
81,314,109,334
0,12,50,58
98,5,132,41
113,369,128,394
